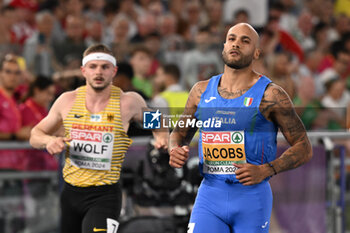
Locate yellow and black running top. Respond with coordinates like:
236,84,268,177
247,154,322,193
63,85,132,187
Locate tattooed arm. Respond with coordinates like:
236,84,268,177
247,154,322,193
169,81,208,168
262,83,312,173
235,83,312,185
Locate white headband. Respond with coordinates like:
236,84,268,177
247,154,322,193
82,52,117,66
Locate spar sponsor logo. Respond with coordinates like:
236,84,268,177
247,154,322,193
70,129,111,155
202,131,244,145
202,131,246,174
71,129,103,142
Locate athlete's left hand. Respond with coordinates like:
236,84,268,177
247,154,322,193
234,163,271,185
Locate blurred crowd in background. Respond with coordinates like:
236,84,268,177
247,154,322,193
0,0,350,171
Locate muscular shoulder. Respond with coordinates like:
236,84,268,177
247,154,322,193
120,91,147,109
57,90,77,102
120,91,147,122
260,83,293,121
51,90,77,118
187,80,210,107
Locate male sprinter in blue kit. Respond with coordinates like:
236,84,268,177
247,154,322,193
169,23,312,233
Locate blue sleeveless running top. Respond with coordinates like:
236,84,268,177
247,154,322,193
194,74,278,183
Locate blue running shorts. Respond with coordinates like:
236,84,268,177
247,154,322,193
188,179,273,233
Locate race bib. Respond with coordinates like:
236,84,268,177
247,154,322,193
69,129,114,170
202,131,246,174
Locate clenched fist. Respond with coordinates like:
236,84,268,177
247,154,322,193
169,145,189,168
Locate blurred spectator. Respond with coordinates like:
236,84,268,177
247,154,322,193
290,10,316,51
0,54,30,141
252,53,268,76
144,33,161,76
19,76,55,133
205,0,225,44
342,33,350,81
151,63,188,121
112,62,151,137
312,22,332,53
158,13,185,52
181,0,203,41
113,62,135,92
223,0,268,28
117,0,138,39
13,56,35,102
109,15,132,63
102,1,118,37
129,46,153,98
130,13,157,44
168,0,185,19
52,14,87,71
109,15,130,45
310,0,334,26
267,52,296,99
319,46,350,91
134,0,152,16
50,0,66,44
322,78,350,120
293,75,321,129
233,8,250,25
298,49,324,97
113,62,148,101
84,0,106,22
158,13,187,69
279,0,299,19
260,4,304,62
65,0,84,17
52,69,84,97
23,10,55,77
0,58,30,171
84,19,103,47
329,14,350,42
9,0,38,46
18,75,58,170
182,27,222,90
294,75,344,130
0,6,16,46
147,0,164,19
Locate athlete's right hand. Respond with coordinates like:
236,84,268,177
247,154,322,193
46,137,72,155
169,145,189,168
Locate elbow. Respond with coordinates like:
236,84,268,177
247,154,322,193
305,143,313,164
29,128,35,147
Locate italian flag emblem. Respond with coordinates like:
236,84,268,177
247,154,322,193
243,97,253,106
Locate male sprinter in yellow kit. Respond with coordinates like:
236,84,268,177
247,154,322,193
169,23,312,233
30,44,168,233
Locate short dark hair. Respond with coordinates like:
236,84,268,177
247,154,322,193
83,44,113,57
162,63,181,81
234,9,249,19
330,41,349,59
27,75,54,98
129,45,151,58
116,62,134,80
198,26,210,34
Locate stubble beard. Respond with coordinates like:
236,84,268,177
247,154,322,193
222,50,253,69
89,80,111,92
